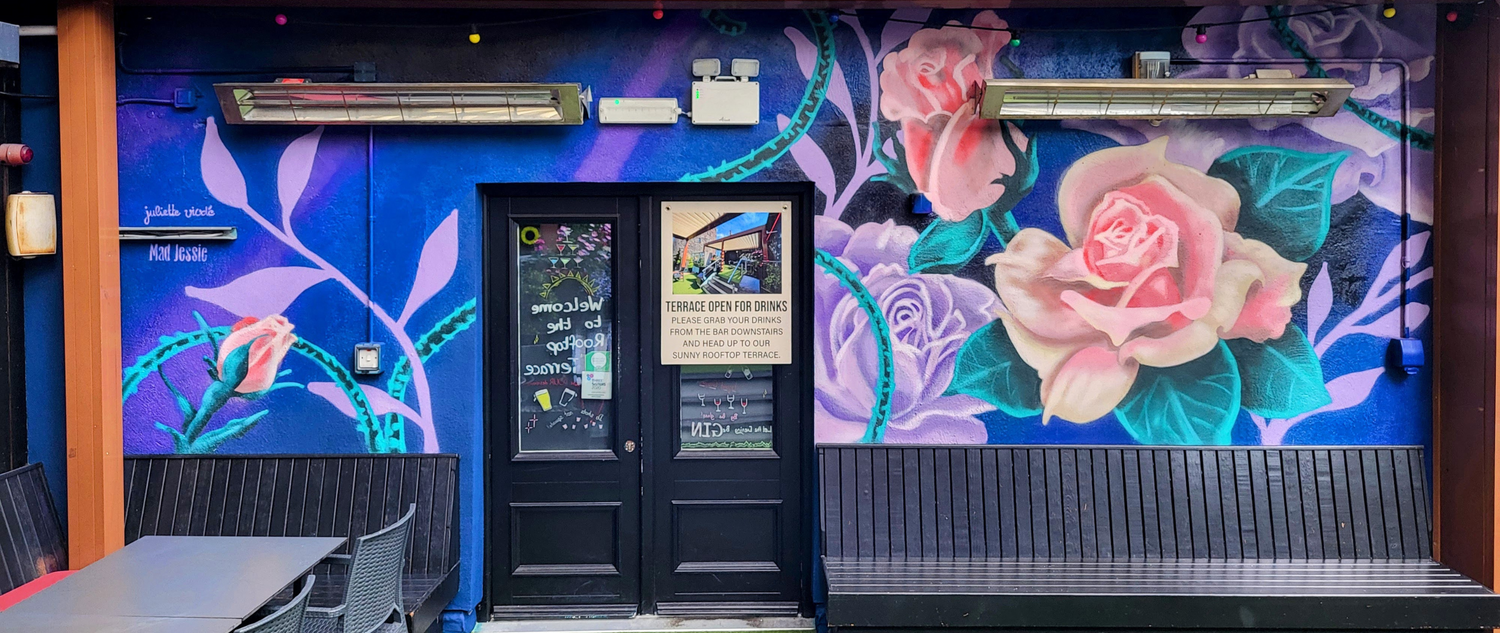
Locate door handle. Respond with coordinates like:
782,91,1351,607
624,440,636,453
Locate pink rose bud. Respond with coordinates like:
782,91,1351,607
216,315,297,394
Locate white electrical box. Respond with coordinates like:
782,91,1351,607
598,97,682,124
691,81,759,125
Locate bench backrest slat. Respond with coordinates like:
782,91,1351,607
818,446,1431,561
124,455,458,574
0,464,66,593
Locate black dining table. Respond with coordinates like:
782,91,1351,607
0,535,346,632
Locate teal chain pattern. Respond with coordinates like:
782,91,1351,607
383,298,479,452
815,250,894,443
680,11,834,182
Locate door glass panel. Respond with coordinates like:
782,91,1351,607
515,222,614,452
679,364,773,450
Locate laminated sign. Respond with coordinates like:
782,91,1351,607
581,350,612,400
660,200,792,365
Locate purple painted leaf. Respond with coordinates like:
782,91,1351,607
779,115,835,198
277,127,324,224
185,266,333,318
1306,263,1332,344
308,383,421,421
879,9,932,57
1371,231,1430,297
1317,368,1384,415
1405,302,1431,332
785,26,816,80
398,209,460,327
827,62,856,123
1355,302,1429,338
201,117,249,210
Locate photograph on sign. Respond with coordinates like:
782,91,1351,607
661,200,792,365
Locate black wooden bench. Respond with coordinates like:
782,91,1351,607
819,445,1500,631
124,454,459,633
0,463,67,597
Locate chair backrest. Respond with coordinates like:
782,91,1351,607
122,454,459,574
0,463,66,593
234,575,315,633
344,504,414,633
819,445,1432,561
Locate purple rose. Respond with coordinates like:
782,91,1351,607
814,217,997,443
1066,5,1434,222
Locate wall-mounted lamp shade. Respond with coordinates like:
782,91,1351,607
5,192,56,258
214,82,588,125
976,77,1353,119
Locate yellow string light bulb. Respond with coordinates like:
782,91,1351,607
469,25,480,44
1382,4,1395,18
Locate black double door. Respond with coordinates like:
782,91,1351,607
487,185,811,619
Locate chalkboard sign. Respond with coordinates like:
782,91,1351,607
515,222,614,452
679,365,773,450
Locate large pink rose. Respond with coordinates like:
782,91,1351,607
879,11,1027,222
988,138,1305,424
217,315,296,394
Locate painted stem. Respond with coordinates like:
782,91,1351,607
826,15,883,221
233,203,439,451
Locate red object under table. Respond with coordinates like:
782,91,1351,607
0,571,74,611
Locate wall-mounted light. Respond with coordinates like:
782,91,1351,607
730,58,759,80
976,75,1352,120
5,191,56,258
692,58,721,81
215,82,590,125
690,57,760,126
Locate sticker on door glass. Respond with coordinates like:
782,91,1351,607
581,351,612,400
516,222,613,452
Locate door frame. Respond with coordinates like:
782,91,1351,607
481,182,816,619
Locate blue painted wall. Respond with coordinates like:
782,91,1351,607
19,35,66,520
106,6,1433,629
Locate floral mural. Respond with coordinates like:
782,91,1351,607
114,4,1435,620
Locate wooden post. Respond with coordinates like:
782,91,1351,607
56,0,124,567
1434,1,1500,588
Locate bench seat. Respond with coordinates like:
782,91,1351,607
818,446,1500,632
825,558,1499,629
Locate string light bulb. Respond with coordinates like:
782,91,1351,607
1195,25,1207,44
652,9,664,19
1009,32,1021,47
274,13,287,25
1382,2,1396,18
468,25,480,44
1447,9,1460,22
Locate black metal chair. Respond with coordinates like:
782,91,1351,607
303,505,415,633
237,575,316,633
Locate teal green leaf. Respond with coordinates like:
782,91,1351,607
189,410,269,454
1226,325,1331,418
157,366,195,422
154,422,191,453
908,211,988,274
1207,146,1347,262
1114,342,1241,445
943,321,1042,416
216,336,258,390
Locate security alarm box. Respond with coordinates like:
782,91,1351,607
691,81,759,125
